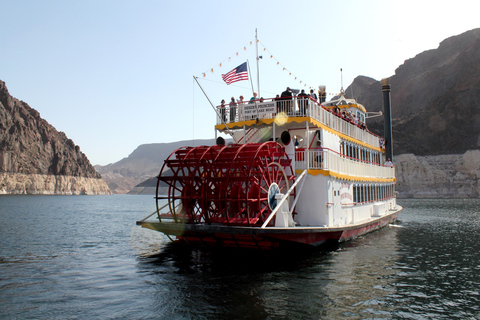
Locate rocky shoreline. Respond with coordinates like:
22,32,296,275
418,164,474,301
0,173,112,195
395,150,480,199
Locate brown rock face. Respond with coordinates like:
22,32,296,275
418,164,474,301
346,28,480,156
0,80,101,178
0,79,111,195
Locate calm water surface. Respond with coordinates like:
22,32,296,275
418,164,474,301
1,195,479,319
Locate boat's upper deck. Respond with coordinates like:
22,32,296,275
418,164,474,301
215,95,383,150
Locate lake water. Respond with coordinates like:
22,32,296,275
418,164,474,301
1,195,479,319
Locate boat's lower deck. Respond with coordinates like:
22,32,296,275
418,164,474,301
137,206,401,250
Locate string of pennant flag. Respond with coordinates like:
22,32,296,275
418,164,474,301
199,39,340,96
201,40,255,79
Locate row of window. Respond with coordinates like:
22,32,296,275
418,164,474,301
352,183,395,204
340,141,381,165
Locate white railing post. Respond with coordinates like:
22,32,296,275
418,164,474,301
300,149,395,180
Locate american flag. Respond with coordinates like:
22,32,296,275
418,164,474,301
221,62,248,85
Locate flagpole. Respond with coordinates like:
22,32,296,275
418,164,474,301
246,59,255,96
246,60,260,119
255,28,260,97
193,76,237,142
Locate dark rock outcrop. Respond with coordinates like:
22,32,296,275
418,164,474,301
0,80,111,195
347,28,480,156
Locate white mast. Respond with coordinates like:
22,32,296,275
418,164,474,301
340,68,344,94
256,28,260,97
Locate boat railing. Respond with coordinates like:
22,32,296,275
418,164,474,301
217,97,382,148
295,148,395,179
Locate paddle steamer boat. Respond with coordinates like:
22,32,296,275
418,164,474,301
136,77,402,249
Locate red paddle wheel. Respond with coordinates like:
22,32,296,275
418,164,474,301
156,141,295,227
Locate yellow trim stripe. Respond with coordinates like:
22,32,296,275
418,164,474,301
298,169,396,182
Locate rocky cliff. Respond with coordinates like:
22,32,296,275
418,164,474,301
0,80,111,195
348,28,480,156
343,28,480,198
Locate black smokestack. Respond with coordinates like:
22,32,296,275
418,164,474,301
382,79,393,161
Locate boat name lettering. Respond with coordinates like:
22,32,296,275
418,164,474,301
340,192,353,201
243,103,276,117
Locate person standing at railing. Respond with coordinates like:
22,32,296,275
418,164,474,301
314,140,323,169
229,97,237,122
248,92,258,120
273,95,281,114
352,114,358,125
281,87,293,114
237,95,245,120
298,89,309,115
310,89,318,102
385,158,393,167
249,92,257,103
218,99,226,123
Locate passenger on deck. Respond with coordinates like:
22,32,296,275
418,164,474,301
229,97,237,122
219,99,226,122
380,138,385,149
247,93,258,119
249,92,257,103
314,140,323,168
310,89,318,102
298,89,309,115
347,111,353,122
280,87,293,114
385,158,393,167
274,95,280,113
237,95,245,120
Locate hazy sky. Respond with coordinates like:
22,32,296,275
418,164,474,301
1,0,479,165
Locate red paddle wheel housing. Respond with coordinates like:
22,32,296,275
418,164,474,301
156,141,296,227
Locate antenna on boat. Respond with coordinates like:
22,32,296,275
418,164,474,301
193,76,238,143
255,28,261,97
340,68,344,94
